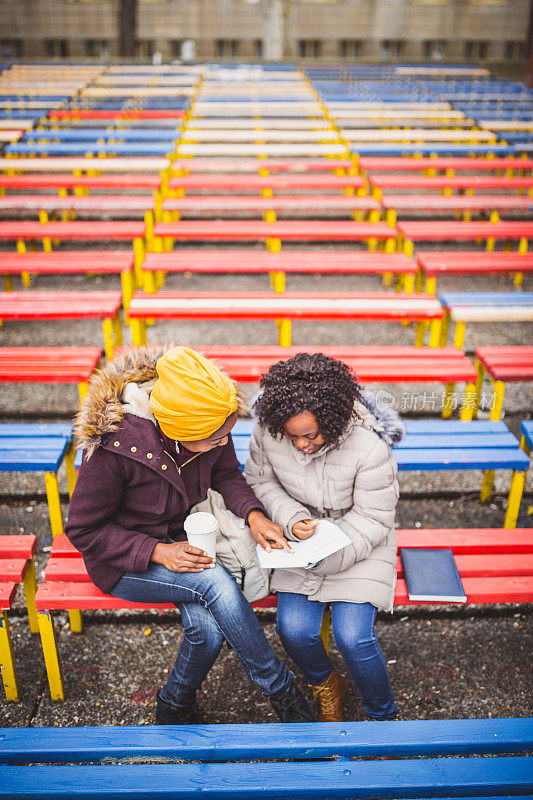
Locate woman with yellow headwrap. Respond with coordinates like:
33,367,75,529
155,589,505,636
66,345,314,725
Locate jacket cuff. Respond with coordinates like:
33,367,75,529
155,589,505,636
285,510,312,541
133,536,159,574
242,501,268,523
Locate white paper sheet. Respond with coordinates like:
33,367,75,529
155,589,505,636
256,518,351,570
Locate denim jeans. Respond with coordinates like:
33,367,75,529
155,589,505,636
110,561,293,707
276,592,397,720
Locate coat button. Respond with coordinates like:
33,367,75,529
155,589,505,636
146,452,153,459
130,446,137,453
113,441,120,447
161,464,167,470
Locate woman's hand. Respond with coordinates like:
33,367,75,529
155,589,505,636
248,509,293,553
151,541,215,573
292,519,319,540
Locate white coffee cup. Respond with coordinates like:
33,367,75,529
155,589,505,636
184,512,218,559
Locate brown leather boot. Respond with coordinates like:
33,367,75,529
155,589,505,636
309,670,349,722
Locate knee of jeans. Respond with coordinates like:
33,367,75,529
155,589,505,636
182,607,225,651
199,563,241,606
334,629,378,660
277,615,322,651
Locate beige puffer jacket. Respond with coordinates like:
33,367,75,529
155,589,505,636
244,398,400,612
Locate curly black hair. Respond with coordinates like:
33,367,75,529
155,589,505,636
253,352,363,448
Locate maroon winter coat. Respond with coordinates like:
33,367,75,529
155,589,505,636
65,347,265,594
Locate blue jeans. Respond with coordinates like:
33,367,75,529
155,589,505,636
277,592,397,720
110,562,293,707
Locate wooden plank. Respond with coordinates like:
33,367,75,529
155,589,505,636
0,222,145,240
398,221,533,241
0,252,133,275
151,221,396,241
0,292,122,320
1,755,531,799
168,175,365,190
358,157,533,172
418,252,533,276
1,718,531,763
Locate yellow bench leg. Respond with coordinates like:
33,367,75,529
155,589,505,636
452,320,466,350
0,612,19,702
382,271,393,289
130,318,148,346
415,321,426,347
142,270,158,293
102,318,115,360
21,271,31,289
3,275,14,292
504,470,526,529
22,559,39,634
112,311,123,349
133,238,145,287
278,319,292,347
64,445,77,499
469,360,485,420
45,471,64,538
319,607,331,654
68,610,83,633
442,382,456,418
439,311,450,347
459,383,478,422
38,611,65,701
480,470,495,503
120,269,135,310
271,271,286,294
489,380,506,421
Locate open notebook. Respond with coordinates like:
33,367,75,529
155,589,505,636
256,518,351,570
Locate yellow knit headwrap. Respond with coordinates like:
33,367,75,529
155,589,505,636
149,347,238,441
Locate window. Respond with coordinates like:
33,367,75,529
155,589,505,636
45,39,68,58
135,40,154,58
505,41,526,60
339,40,364,59
464,40,489,60
254,39,263,58
0,39,23,59
423,40,445,60
85,40,109,58
215,39,239,58
298,40,322,58
381,40,404,59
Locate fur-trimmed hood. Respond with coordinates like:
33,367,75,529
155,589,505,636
73,345,247,459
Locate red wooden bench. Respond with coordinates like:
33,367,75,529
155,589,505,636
149,221,397,254
159,194,380,221
0,157,169,174
0,251,135,307
465,346,533,421
126,290,444,348
167,174,366,193
195,345,477,416
381,195,533,227
397,221,533,256
170,158,355,173
0,347,103,401
0,534,38,701
0,175,162,191
140,250,417,293
35,528,533,700
0,221,146,284
358,157,533,174
417,252,533,293
369,175,533,197
0,195,156,225
0,291,123,359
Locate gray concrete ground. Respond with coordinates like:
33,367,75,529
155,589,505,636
0,252,531,727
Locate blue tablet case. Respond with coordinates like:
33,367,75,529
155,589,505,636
400,548,467,602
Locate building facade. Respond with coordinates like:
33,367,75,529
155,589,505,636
0,0,529,64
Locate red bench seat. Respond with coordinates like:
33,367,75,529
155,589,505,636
466,346,533,421
0,534,38,701
170,158,355,173
370,175,533,192
140,250,417,292
417,252,533,292
126,290,444,347
0,175,161,191
398,222,533,252
192,345,477,384
382,195,533,226
168,174,366,192
0,196,156,215
358,157,533,173
0,291,123,359
0,347,103,399
0,221,146,241
160,195,380,216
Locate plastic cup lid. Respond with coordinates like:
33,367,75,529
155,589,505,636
184,511,218,535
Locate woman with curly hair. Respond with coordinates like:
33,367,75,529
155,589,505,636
245,352,404,722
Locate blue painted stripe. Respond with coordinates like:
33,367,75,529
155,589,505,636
24,129,179,141
1,755,531,799
0,423,72,438
520,420,533,450
440,293,533,307
6,142,174,156
0,445,69,471
0,719,531,764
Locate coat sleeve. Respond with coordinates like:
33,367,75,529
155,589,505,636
311,436,399,576
244,424,311,540
65,447,158,574
210,435,267,521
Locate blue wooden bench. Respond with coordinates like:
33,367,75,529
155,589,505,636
233,418,530,528
438,292,533,349
0,718,531,799
0,423,74,538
